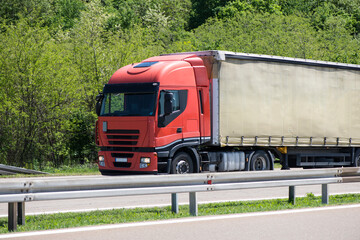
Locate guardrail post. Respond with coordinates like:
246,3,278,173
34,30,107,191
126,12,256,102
171,193,179,214
322,184,329,204
8,202,17,232
189,192,198,216
289,186,296,204
18,202,25,225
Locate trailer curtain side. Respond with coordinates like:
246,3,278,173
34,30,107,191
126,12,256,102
217,57,360,147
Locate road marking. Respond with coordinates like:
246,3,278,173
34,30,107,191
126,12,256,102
1,204,360,239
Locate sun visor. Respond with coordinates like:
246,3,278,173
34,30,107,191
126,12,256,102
103,83,159,93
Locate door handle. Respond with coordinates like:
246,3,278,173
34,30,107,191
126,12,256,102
177,128,182,133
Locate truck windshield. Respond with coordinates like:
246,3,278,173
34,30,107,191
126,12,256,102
100,92,156,116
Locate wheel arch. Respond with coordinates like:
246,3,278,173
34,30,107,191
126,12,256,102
171,147,200,173
246,149,275,171
353,147,360,167
267,150,275,170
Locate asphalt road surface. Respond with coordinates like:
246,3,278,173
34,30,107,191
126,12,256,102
2,204,360,240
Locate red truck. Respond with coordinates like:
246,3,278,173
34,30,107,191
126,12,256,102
95,51,360,175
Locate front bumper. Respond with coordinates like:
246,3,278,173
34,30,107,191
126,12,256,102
97,151,158,173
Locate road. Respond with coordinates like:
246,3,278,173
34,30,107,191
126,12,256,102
1,179,359,217
2,204,360,240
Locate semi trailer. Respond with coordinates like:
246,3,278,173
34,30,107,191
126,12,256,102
95,50,360,175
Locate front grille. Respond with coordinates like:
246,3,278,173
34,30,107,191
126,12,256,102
107,129,139,134
113,162,132,168
111,153,134,158
106,129,139,146
107,135,139,140
101,147,155,152
109,141,137,145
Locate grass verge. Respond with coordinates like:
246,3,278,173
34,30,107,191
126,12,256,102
40,163,100,175
0,163,100,178
1,193,359,234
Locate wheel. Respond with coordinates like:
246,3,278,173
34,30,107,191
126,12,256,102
250,150,270,171
354,149,360,167
171,152,194,174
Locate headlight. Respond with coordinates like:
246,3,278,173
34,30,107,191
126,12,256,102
140,157,151,164
98,155,105,167
140,157,151,168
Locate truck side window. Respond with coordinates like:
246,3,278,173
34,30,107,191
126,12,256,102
159,90,180,116
199,90,203,114
158,90,188,127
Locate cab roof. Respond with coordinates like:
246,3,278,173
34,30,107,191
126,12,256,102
108,54,204,87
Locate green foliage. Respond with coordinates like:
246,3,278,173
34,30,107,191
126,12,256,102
67,111,98,165
0,18,78,167
193,13,317,58
50,0,86,31
278,0,360,34
40,163,99,175
217,0,282,19
192,11,360,63
0,0,359,168
189,0,231,29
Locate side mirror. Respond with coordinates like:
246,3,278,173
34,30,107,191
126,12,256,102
95,93,104,116
164,92,173,115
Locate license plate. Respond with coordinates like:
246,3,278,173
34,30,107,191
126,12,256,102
115,158,127,163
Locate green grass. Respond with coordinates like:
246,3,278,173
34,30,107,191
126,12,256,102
274,162,282,169
1,193,359,234
41,163,100,175
0,163,100,178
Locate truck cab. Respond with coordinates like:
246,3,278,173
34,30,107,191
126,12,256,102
95,54,211,175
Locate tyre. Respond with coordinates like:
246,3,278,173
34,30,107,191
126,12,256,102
171,152,194,174
250,150,270,171
354,149,360,167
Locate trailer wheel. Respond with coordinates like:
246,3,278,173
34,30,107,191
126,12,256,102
171,152,194,174
354,150,360,167
250,151,270,171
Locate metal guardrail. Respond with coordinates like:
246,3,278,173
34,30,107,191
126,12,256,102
1,167,360,232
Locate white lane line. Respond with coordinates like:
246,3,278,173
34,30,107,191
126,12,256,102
1,204,360,239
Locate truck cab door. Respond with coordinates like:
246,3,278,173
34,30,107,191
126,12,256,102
156,90,187,147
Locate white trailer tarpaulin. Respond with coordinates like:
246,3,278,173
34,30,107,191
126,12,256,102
217,56,360,147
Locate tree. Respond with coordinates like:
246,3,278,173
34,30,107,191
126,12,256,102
0,17,81,167
70,0,109,112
